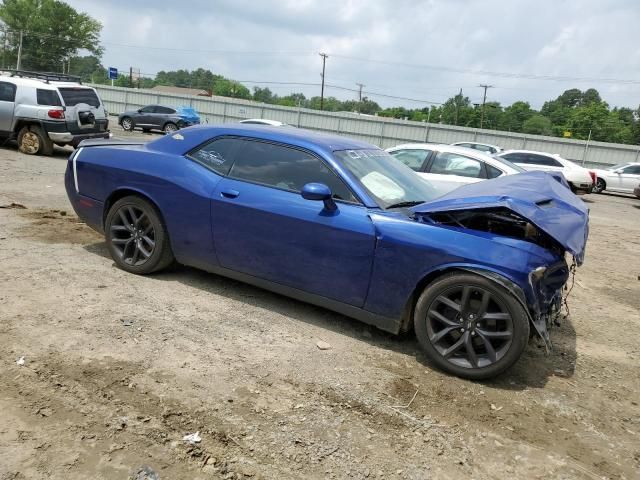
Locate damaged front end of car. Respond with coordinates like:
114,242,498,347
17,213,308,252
410,171,589,350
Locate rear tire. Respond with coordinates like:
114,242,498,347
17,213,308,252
414,272,530,380
163,122,177,133
120,117,134,131
105,196,174,275
593,178,605,193
17,125,53,156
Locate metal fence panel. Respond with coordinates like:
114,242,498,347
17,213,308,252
94,84,640,167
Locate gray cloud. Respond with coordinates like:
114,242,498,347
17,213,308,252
66,0,640,109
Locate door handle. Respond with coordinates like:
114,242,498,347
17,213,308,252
221,189,239,199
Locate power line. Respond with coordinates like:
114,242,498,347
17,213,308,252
329,53,640,86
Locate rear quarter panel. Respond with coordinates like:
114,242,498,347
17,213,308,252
70,145,224,268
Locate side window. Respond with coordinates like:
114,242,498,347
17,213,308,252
486,164,502,179
622,165,640,174
139,105,155,113
187,137,237,176
36,89,62,106
474,144,495,154
0,82,16,102
502,153,528,164
430,152,484,178
527,154,562,167
156,106,175,114
389,149,431,171
230,140,358,202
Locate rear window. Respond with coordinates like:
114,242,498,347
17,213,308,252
36,89,62,106
57,87,100,107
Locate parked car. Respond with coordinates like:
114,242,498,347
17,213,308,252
118,105,200,133
591,162,640,194
386,143,524,194
239,118,288,126
497,150,594,194
451,141,503,154
0,70,109,155
66,125,588,380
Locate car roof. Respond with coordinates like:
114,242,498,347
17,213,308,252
239,119,286,126
148,123,376,155
452,141,501,148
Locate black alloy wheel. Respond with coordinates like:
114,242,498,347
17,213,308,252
593,178,605,193
105,196,174,274
414,273,529,380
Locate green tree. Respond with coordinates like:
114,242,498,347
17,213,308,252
212,78,251,99
500,101,534,132
522,115,553,135
0,0,102,71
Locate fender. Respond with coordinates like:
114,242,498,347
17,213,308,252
458,266,551,352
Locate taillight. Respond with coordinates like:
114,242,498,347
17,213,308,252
588,171,596,185
47,109,65,119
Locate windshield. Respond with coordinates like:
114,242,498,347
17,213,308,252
334,149,441,209
491,155,526,172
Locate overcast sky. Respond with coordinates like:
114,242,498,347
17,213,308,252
65,0,639,109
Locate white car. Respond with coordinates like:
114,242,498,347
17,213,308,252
239,119,288,126
385,143,524,193
451,141,503,155
591,162,640,195
497,150,594,195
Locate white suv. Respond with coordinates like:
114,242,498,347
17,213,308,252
497,150,594,194
0,70,110,155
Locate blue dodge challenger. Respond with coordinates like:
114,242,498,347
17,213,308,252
65,125,589,379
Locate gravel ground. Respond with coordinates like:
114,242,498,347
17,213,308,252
0,132,639,480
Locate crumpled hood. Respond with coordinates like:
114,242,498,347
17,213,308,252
410,171,589,264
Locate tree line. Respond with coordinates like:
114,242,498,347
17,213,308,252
1,0,639,145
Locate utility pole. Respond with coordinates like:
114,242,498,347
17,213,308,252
129,67,133,88
356,82,365,113
16,30,23,70
319,53,328,110
581,129,592,166
479,84,493,129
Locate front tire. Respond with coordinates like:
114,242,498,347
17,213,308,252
105,196,174,275
593,178,605,193
17,125,53,156
414,272,530,380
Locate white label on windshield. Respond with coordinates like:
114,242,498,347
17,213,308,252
361,171,405,201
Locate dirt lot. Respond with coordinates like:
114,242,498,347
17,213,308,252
1,136,639,480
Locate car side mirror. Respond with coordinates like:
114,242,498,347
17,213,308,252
137,109,142,113
613,169,623,174
301,183,337,211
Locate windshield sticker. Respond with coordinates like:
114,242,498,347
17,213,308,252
172,133,184,140
361,171,405,201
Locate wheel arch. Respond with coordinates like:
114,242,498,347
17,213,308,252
103,188,167,230
401,264,533,336
596,177,606,189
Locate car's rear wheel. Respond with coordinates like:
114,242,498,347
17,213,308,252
163,122,177,133
121,117,134,131
414,272,530,380
593,178,606,193
105,196,174,275
17,125,53,156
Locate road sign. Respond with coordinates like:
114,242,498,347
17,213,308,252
108,67,118,80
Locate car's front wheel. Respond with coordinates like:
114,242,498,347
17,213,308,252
414,272,530,380
105,196,174,275
593,178,606,193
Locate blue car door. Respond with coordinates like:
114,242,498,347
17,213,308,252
206,137,376,307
